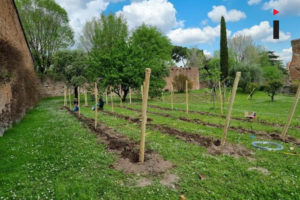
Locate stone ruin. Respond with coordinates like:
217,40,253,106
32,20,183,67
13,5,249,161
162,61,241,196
289,39,300,81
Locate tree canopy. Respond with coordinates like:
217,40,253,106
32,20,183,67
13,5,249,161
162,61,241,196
86,14,172,101
16,0,74,74
220,16,229,81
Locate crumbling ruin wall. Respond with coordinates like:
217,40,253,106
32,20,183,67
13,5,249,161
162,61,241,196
289,39,300,80
39,76,66,98
0,0,40,136
164,67,200,91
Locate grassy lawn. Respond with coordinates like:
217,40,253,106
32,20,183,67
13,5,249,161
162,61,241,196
1,89,300,199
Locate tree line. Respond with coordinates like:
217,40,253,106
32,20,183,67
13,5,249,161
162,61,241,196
16,0,289,102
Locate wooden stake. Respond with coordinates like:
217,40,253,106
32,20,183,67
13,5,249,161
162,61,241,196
171,84,174,110
221,72,241,146
105,87,108,105
64,87,66,106
246,88,256,100
141,85,144,100
78,86,80,117
186,80,188,116
94,82,97,128
219,81,223,116
139,68,151,163
68,87,71,110
84,86,88,106
162,92,164,102
129,87,132,104
228,90,231,102
281,84,300,139
110,86,114,112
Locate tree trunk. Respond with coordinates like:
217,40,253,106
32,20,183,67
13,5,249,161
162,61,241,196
212,88,216,110
122,88,129,102
271,94,274,102
74,86,78,99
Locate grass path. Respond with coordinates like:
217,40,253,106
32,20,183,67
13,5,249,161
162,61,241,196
1,95,300,199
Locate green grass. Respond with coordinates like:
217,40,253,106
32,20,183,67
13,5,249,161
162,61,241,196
1,89,300,199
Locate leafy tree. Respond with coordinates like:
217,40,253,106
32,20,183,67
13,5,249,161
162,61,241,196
50,50,89,98
78,17,101,53
88,12,129,100
172,75,192,92
246,82,259,100
229,63,263,92
186,47,206,69
228,35,263,65
200,64,221,109
172,46,188,67
220,16,229,81
263,66,284,81
129,24,172,98
16,0,74,74
264,80,284,101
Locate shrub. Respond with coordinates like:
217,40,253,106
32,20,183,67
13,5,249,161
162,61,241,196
172,74,192,92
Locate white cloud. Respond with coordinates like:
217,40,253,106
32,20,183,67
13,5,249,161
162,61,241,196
233,21,290,43
248,0,261,5
263,0,300,16
167,25,231,45
208,5,246,23
116,0,183,33
277,47,292,66
55,0,109,38
204,50,212,58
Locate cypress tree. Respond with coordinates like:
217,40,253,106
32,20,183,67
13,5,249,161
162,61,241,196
220,16,228,81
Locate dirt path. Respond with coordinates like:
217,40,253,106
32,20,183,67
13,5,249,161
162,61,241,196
115,105,300,147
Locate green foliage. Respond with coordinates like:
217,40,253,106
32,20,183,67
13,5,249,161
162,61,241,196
50,50,89,86
229,63,263,92
88,12,129,99
186,47,206,68
128,24,172,98
246,82,259,99
172,45,188,67
15,0,74,74
220,16,229,81
264,79,284,101
172,74,193,92
87,15,172,100
263,66,284,81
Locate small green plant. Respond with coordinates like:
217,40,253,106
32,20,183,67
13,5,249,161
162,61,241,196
264,79,284,101
246,82,259,100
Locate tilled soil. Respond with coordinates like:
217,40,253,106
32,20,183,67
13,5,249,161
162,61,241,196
64,107,173,176
144,104,300,130
102,109,255,159
116,105,300,147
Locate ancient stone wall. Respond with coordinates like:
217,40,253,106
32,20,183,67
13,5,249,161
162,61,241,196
289,39,300,80
39,76,66,98
0,0,40,136
164,67,200,91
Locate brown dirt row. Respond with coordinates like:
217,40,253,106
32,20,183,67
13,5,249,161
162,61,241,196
63,107,173,176
143,104,300,130
114,105,300,147
102,110,255,159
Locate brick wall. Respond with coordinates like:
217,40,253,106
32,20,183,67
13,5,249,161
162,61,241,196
290,39,300,80
39,76,67,98
164,67,200,91
0,0,40,136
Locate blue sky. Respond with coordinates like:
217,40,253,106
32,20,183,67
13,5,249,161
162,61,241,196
55,0,300,65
